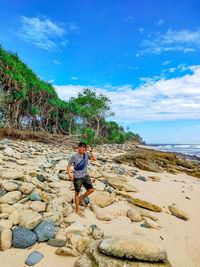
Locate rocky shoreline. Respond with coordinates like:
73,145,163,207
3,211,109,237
0,138,200,266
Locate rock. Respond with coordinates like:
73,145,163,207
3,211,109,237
93,180,105,191
89,191,115,208
19,183,35,194
127,209,142,222
12,227,37,248
17,160,27,165
55,246,80,257
99,235,167,262
43,211,63,226
0,213,9,219
3,182,18,191
145,218,161,230
88,169,101,178
91,204,111,221
76,240,172,267
47,197,73,217
48,238,66,247
0,190,7,198
33,220,55,242
30,201,46,212
37,174,45,182
30,192,42,201
0,170,24,180
8,210,22,225
130,198,162,212
19,210,42,230
0,219,13,229
0,203,15,214
168,204,188,218
76,237,90,254
25,251,44,266
92,229,103,240
107,177,138,192
0,228,12,251
136,176,147,182
39,191,51,204
0,191,22,204
148,176,161,182
55,229,67,241
65,222,89,236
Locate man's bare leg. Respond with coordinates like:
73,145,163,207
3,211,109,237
79,188,94,206
75,191,81,215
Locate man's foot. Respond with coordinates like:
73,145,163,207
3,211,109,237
76,210,85,217
79,197,86,206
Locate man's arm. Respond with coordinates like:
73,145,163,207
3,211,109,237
67,164,74,181
87,145,96,161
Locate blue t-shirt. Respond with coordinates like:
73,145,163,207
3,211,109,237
69,152,92,179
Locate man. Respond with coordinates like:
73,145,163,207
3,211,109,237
67,142,96,216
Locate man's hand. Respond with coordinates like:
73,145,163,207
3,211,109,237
86,145,92,152
69,174,74,181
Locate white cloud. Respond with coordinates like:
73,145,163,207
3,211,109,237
125,16,134,23
162,60,171,66
138,27,144,34
157,19,164,25
54,60,61,64
138,29,200,56
70,76,79,80
17,16,72,51
54,65,200,122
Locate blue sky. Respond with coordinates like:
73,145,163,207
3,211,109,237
1,0,200,143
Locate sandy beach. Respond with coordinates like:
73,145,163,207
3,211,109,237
0,141,200,267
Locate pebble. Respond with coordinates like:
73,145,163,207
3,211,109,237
30,192,42,201
136,176,147,182
25,251,44,266
48,238,66,247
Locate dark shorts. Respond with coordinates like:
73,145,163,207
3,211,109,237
74,175,93,193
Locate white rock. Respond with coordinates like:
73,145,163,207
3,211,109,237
0,219,13,229
0,191,22,204
19,210,42,230
0,170,24,180
19,183,35,194
30,201,46,212
0,228,12,251
3,182,18,191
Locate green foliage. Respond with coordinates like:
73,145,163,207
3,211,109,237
0,44,143,144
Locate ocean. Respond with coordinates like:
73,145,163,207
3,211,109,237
145,144,200,158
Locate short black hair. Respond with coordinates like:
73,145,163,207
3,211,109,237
78,142,86,148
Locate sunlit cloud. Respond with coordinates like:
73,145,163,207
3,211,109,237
138,29,200,56
54,65,200,122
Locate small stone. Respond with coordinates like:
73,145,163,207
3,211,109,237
140,223,150,228
25,251,43,266
30,192,42,201
55,247,80,257
0,219,13,229
12,227,37,248
48,238,66,247
136,176,147,182
127,209,142,222
37,175,45,182
33,220,55,242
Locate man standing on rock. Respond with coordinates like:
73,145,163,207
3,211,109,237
67,142,96,216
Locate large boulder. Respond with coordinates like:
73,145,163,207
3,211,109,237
33,220,55,242
12,227,37,248
76,240,172,267
19,210,42,230
89,191,115,208
91,204,111,221
99,235,167,262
